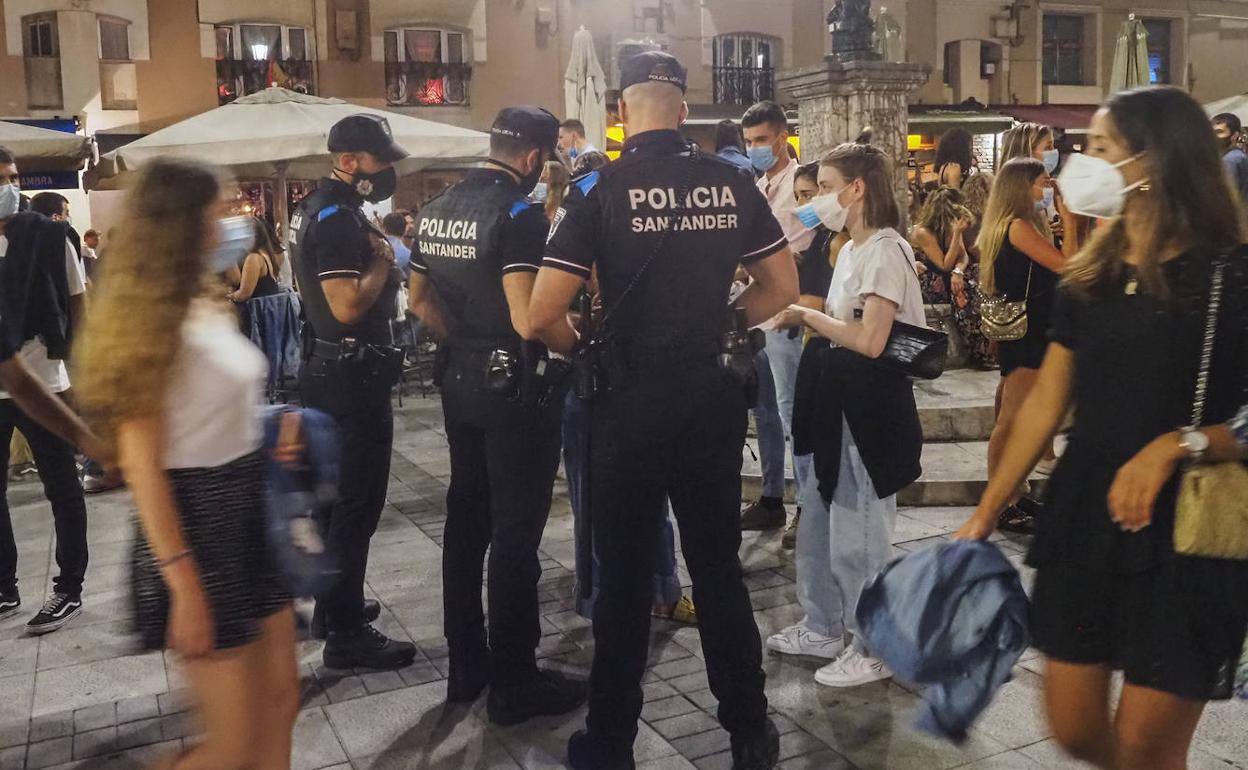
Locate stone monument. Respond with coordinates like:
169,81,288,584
777,8,929,219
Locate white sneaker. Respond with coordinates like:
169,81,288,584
765,624,844,660
814,647,892,687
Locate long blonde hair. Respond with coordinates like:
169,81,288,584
913,186,974,251
1000,123,1051,163
976,157,1048,295
73,158,225,452
544,160,570,222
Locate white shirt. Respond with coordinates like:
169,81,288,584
162,304,267,469
826,228,927,329
757,157,816,254
0,234,87,398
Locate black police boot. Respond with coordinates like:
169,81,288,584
567,729,636,770
309,599,381,641
323,623,417,670
730,719,780,770
486,669,587,726
446,637,491,704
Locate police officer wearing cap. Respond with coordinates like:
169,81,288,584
289,114,416,670
531,53,799,770
408,106,587,722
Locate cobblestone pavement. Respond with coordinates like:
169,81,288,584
0,395,1245,770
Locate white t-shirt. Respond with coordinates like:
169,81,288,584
0,234,87,398
826,228,927,329
162,304,267,469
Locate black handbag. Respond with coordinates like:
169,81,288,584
873,244,948,380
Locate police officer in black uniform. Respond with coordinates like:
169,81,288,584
530,53,799,769
289,114,416,670
408,107,586,723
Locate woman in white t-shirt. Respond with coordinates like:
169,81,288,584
766,142,926,689
74,158,299,770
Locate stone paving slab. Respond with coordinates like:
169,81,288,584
0,393,1243,770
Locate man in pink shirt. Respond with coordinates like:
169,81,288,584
739,101,815,539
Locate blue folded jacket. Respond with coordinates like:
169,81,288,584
857,540,1030,743
262,406,340,597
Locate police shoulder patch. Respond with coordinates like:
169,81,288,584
509,199,538,218
574,170,601,196
316,205,343,222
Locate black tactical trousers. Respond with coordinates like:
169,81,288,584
301,357,395,633
584,357,769,747
440,353,564,685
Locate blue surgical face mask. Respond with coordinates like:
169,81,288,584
0,184,19,220
1041,148,1060,175
206,215,256,272
530,182,549,203
1037,186,1055,212
748,144,778,173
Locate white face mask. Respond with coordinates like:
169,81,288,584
0,184,20,220
795,187,849,232
530,182,549,203
205,215,256,272
1056,152,1146,219
1037,186,1055,212
1041,148,1060,175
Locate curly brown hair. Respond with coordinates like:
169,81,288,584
73,158,225,451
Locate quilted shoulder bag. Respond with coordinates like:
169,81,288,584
1173,256,1248,560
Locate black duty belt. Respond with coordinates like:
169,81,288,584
310,338,393,360
613,338,720,370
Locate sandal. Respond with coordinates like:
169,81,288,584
997,504,1035,535
652,596,698,625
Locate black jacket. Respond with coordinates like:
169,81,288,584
0,212,74,362
792,337,923,501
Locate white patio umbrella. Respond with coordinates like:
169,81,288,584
86,87,490,236
1109,14,1150,94
1204,92,1248,125
0,120,93,172
563,27,608,154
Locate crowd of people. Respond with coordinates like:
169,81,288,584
0,47,1245,770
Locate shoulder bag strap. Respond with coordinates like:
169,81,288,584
1191,255,1228,428
596,145,700,335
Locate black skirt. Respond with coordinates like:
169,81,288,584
130,450,292,651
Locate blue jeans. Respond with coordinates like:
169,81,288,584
564,393,681,618
795,418,897,655
751,349,786,499
764,329,812,504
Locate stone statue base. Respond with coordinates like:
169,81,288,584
776,59,929,223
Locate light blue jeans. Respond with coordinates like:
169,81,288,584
763,330,812,503
751,349,786,499
795,418,898,655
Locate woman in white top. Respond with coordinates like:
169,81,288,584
74,158,299,770
766,143,926,689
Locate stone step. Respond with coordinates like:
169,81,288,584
741,440,1046,507
914,369,998,442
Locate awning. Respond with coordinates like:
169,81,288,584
994,104,1099,132
907,110,1015,134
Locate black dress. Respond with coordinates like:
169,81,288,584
1028,248,1248,701
797,227,835,299
993,230,1058,375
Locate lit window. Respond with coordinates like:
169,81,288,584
384,28,471,106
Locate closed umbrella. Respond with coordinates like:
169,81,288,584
1109,14,1150,94
563,27,608,154
0,120,93,172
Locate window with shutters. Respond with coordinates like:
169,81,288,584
384,28,472,107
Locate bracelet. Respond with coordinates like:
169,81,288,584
157,548,193,568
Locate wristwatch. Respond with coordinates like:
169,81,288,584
1231,405,1248,450
952,267,965,276
1179,427,1210,463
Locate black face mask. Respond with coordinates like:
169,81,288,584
336,166,397,203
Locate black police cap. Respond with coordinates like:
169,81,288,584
619,51,687,93
491,106,560,152
328,114,409,164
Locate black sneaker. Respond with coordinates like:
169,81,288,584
0,590,19,621
322,624,417,670
487,669,587,726
309,599,381,641
567,729,636,770
731,719,780,770
26,593,82,635
741,501,786,531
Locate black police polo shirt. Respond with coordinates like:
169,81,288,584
299,178,398,345
544,129,787,345
410,169,549,345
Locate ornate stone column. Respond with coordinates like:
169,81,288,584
777,59,929,217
